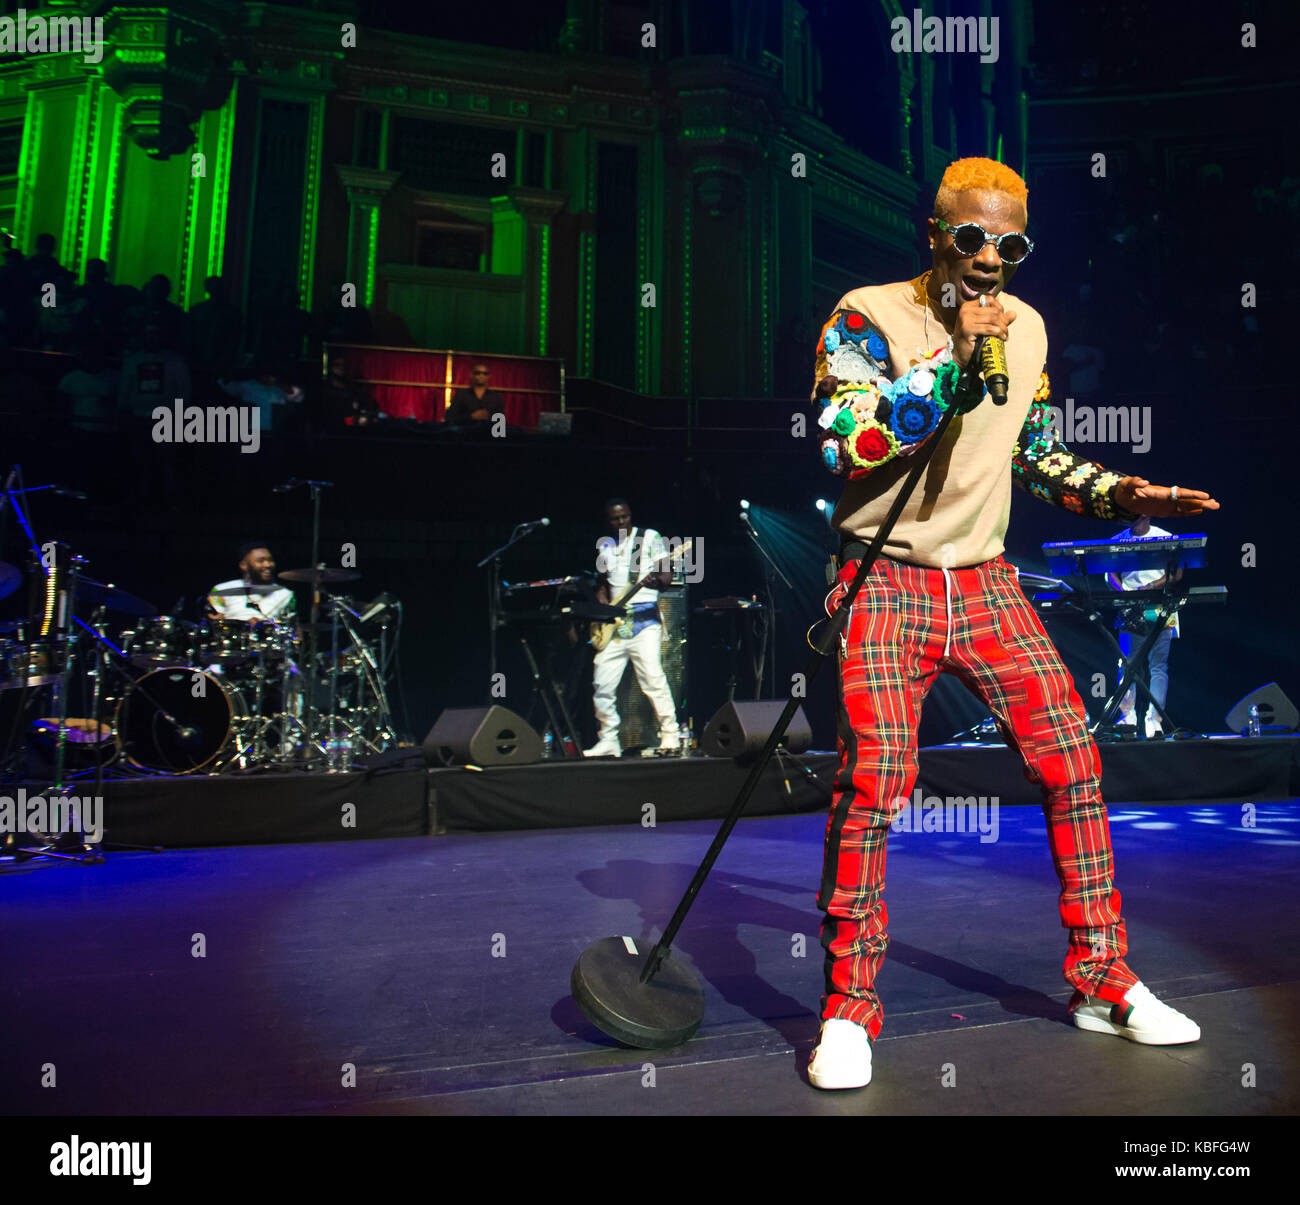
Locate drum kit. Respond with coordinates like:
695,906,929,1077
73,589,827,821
1,549,402,781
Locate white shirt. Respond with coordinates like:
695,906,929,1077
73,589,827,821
208,578,296,622
1113,525,1179,636
597,527,668,607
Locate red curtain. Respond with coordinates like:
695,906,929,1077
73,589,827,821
326,345,560,428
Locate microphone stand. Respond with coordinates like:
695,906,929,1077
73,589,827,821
739,513,793,697
477,521,547,689
631,401,963,989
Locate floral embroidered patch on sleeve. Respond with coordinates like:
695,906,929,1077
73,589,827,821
814,308,981,482
1012,371,1140,521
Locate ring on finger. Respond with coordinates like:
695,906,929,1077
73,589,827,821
1170,485,1180,502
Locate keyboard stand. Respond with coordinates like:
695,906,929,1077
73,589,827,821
1091,587,1188,740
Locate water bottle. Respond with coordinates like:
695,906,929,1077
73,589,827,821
1247,705,1260,737
543,730,555,759
325,730,351,771
679,722,691,757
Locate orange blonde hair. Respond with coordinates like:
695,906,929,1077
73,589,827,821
934,157,1028,223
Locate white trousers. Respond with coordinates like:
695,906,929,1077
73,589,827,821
592,621,677,743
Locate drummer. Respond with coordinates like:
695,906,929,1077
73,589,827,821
207,542,297,624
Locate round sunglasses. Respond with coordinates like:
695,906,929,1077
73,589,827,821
936,219,1034,265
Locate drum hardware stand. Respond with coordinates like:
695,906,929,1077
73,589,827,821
5,565,153,862
325,593,346,771
329,597,399,753
277,478,335,769
237,637,286,767
4,541,99,862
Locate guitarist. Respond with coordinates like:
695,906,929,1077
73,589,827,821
584,498,681,757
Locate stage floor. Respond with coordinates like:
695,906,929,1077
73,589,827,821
15,732,1295,848
2,799,1296,1116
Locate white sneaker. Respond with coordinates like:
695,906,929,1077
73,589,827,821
1144,714,1164,738
582,738,621,758
1071,981,1201,1045
808,1018,872,1089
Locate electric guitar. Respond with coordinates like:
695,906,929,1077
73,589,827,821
589,539,693,652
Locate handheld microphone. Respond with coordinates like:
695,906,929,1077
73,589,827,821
978,336,1010,404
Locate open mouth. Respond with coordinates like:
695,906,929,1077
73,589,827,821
960,276,997,300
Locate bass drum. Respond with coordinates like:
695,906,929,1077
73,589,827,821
116,667,247,773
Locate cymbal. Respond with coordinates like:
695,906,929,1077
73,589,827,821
77,576,159,617
0,561,20,600
278,567,361,584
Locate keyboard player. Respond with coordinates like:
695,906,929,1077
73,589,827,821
1105,514,1180,737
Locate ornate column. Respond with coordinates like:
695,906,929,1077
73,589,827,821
508,185,568,357
675,81,769,397
334,165,400,310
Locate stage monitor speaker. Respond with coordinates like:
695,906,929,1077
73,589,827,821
701,700,811,761
424,706,542,766
1224,683,1298,734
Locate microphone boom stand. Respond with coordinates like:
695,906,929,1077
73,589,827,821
477,521,548,690
740,514,793,698
571,399,963,1048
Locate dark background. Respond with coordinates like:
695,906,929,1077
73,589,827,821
3,0,1296,751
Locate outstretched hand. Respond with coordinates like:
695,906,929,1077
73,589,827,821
1115,477,1220,518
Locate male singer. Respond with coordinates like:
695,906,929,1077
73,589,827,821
807,157,1219,1090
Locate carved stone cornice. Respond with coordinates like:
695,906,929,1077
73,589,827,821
334,164,401,203
506,186,569,222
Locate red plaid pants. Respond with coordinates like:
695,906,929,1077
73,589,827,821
819,553,1138,1039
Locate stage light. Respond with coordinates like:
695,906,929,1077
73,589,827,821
739,499,750,510
815,499,828,512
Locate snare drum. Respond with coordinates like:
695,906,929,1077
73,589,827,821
123,616,196,666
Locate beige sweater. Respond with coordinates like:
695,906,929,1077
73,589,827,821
824,276,1048,568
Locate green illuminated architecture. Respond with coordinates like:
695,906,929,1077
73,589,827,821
1,0,1029,397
